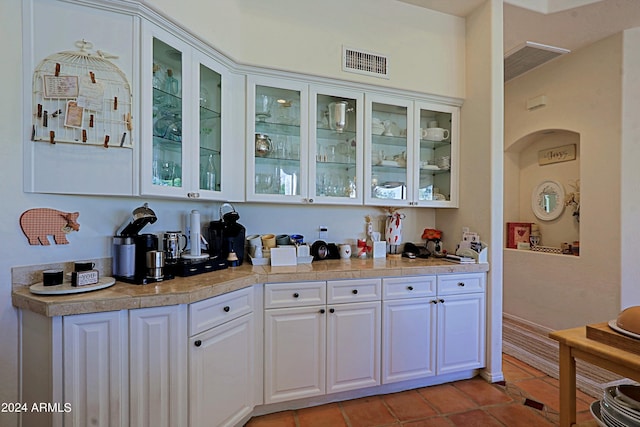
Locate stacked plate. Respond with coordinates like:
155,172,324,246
593,385,640,426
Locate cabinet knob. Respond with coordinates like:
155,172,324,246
407,286,414,291
293,292,300,298
457,282,465,287
320,309,325,314
187,192,200,198
308,198,314,203
352,289,358,295
223,306,230,312
329,308,335,313
439,299,445,303
194,340,202,347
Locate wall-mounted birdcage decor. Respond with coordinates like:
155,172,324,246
31,40,133,148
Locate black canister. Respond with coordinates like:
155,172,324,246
134,234,158,280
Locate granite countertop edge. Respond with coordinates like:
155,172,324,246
12,258,489,317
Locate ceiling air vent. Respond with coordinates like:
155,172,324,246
504,41,570,82
343,46,389,79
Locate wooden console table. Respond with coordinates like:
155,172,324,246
550,326,640,427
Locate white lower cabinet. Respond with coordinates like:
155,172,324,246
129,305,188,427
63,310,129,427
382,276,438,384
264,279,381,404
382,273,485,384
326,300,381,393
436,274,486,374
188,287,255,427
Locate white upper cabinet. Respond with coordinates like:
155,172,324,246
23,0,138,196
246,75,309,204
365,94,413,207
140,21,243,201
365,94,459,207
309,86,364,205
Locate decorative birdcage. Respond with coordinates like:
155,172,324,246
31,40,133,148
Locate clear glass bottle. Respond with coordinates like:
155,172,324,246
205,154,217,191
164,69,179,95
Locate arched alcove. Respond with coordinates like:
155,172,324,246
505,129,580,251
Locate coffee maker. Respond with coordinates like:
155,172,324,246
209,203,245,267
113,203,172,284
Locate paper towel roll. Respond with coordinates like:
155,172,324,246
190,210,201,256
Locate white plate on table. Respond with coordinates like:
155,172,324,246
29,277,116,295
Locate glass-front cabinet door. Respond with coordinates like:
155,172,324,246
141,22,242,200
364,94,413,207
414,101,459,207
246,76,307,203
309,87,363,205
146,34,189,198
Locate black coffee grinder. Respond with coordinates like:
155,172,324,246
209,203,245,267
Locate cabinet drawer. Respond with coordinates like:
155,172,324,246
189,287,254,336
327,278,381,304
437,273,485,295
264,281,326,309
382,276,436,300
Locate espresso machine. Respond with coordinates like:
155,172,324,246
208,203,245,267
113,203,172,284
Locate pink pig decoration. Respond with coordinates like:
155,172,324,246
20,208,80,245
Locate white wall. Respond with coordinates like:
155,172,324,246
434,0,504,382
621,27,640,309
504,33,623,330
145,0,466,98
0,1,468,425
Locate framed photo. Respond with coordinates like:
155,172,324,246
507,222,532,249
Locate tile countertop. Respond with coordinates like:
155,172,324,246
12,258,489,317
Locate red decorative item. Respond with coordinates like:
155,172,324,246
20,208,80,245
357,239,371,257
506,222,532,249
421,228,442,240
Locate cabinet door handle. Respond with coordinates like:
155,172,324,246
223,306,230,312
329,308,335,313
194,340,202,347
319,309,325,314
187,192,200,198
457,282,465,287
352,289,358,295
431,300,438,304
293,292,300,298
407,286,414,291
439,299,445,303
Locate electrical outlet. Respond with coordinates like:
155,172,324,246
319,225,328,239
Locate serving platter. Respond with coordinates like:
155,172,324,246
30,276,116,295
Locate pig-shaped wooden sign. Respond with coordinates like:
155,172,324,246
20,208,80,245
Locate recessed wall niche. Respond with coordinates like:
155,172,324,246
504,129,580,252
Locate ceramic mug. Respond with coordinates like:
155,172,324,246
74,261,95,272
276,234,291,246
249,245,263,258
261,233,276,249
246,234,262,248
428,120,439,128
426,128,450,141
339,244,352,259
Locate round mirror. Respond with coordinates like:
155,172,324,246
532,180,565,221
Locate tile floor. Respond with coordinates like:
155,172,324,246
245,354,599,427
